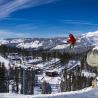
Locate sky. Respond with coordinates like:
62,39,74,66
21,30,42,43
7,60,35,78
0,0,98,38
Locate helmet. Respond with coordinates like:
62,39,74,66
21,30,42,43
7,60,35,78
69,33,73,37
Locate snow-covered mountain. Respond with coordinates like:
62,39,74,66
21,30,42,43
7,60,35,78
0,31,98,50
83,31,98,46
17,40,43,49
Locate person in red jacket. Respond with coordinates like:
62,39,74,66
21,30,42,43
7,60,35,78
67,33,76,48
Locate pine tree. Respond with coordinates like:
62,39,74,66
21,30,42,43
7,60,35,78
27,68,35,94
14,67,20,93
21,68,35,95
0,62,7,92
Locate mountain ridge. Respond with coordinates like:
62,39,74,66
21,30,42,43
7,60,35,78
0,31,98,50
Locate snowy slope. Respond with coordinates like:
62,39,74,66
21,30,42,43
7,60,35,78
50,31,98,53
82,31,98,46
52,31,98,50
0,85,98,98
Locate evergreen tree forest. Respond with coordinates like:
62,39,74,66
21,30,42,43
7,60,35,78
0,45,96,94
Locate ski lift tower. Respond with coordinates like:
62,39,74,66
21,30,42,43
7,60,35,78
87,47,98,76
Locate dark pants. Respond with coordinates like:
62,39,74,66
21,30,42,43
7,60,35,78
69,44,75,48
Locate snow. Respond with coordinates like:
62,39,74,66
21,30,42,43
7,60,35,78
53,44,69,50
0,39,9,45
0,55,10,69
36,58,60,68
10,39,24,44
41,75,61,85
62,40,67,43
84,31,98,46
66,60,81,71
93,46,98,50
82,70,96,77
36,63,44,68
17,41,43,49
34,87,42,95
24,57,42,64
0,30,98,51
84,31,98,38
0,31,98,97
52,30,98,51
0,85,98,98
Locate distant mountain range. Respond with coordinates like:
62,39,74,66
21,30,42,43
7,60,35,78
0,31,98,51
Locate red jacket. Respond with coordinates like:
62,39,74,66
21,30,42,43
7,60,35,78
68,34,76,45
